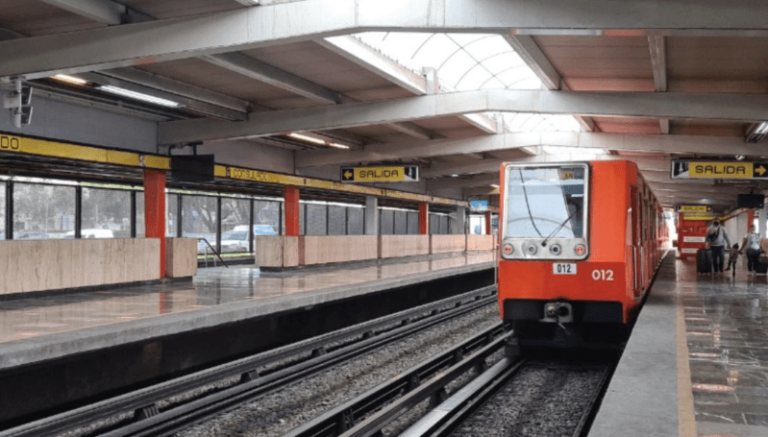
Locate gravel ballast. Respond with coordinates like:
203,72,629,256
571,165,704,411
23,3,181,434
449,364,606,437
175,303,500,437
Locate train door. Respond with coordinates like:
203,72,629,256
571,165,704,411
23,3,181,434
631,186,642,298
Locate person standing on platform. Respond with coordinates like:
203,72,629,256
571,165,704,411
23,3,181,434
706,218,730,274
741,224,762,276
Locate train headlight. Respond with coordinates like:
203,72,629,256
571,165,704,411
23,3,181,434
523,242,538,256
549,244,562,256
574,244,586,256
503,243,514,255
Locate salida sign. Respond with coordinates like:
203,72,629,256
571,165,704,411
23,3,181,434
671,160,768,180
341,165,419,183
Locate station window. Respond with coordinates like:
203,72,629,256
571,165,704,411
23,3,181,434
182,195,218,250
380,209,395,235
348,207,364,235
254,200,281,236
166,193,179,238
328,205,347,235
13,183,76,239
81,188,131,239
407,211,419,234
305,203,327,236
0,182,5,239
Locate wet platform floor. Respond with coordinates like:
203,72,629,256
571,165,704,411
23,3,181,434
681,261,768,436
0,252,494,345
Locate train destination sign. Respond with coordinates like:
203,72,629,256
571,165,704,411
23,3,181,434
341,165,419,183
672,160,768,180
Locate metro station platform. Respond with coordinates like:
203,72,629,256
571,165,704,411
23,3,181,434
0,251,494,371
590,253,768,437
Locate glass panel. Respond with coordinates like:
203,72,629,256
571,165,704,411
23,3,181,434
394,210,407,235
0,182,4,239
136,192,145,238
348,207,364,235
166,194,179,238
221,198,251,254
81,188,130,238
328,205,346,235
504,166,586,239
254,200,280,237
408,211,419,234
429,213,440,235
380,209,394,235
440,216,449,235
299,203,305,236
13,184,75,239
182,195,217,251
306,203,327,235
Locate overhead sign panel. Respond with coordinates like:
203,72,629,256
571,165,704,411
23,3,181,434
677,205,712,213
341,165,419,183
672,160,768,180
470,200,489,212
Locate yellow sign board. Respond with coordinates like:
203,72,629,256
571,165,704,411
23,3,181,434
679,205,712,213
0,133,170,170
672,160,768,179
341,165,419,183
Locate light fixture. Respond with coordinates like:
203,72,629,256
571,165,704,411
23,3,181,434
451,174,459,178
289,133,350,149
746,122,768,143
327,142,350,149
289,132,326,145
50,74,87,86
99,85,180,108
490,184,500,188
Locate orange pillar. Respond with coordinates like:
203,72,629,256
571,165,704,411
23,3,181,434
284,186,300,236
484,211,492,235
748,210,755,229
144,170,166,278
419,202,429,235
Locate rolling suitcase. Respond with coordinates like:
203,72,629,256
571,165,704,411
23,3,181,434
757,256,768,274
697,248,712,274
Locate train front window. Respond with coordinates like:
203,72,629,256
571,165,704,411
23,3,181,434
504,166,587,239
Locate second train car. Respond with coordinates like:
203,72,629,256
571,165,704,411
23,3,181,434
497,160,668,348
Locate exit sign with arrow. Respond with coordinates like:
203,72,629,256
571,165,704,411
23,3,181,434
672,160,768,180
341,165,419,183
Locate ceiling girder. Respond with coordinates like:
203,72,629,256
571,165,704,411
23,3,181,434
7,0,768,79
297,131,763,170
158,90,768,145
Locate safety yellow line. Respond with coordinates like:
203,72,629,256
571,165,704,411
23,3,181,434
676,283,697,437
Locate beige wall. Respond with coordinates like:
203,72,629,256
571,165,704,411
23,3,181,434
380,235,430,258
166,238,198,278
467,235,495,252
431,235,467,254
256,236,299,268
302,236,378,265
0,238,161,295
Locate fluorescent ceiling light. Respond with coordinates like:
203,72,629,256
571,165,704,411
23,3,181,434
327,142,350,149
490,184,500,188
99,85,180,108
289,132,326,145
50,74,87,86
757,122,768,135
289,133,350,149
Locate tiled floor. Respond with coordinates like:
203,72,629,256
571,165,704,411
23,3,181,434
0,252,494,344
678,259,768,436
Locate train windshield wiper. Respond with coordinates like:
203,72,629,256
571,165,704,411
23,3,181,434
541,204,580,247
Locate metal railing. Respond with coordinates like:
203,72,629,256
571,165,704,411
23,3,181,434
198,238,229,268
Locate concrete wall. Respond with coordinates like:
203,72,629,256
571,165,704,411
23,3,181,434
467,235,494,251
379,235,430,258
256,236,299,268
166,238,198,278
0,96,157,153
431,235,467,254
302,236,378,265
0,238,160,295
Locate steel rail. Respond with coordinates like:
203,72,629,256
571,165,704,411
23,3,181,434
285,325,513,437
1,286,496,437
402,360,614,437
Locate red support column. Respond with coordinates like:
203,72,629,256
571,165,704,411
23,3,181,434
419,202,429,235
484,211,492,235
144,170,166,278
284,186,300,236
748,210,755,229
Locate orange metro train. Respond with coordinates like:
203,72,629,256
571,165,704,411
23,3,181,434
497,160,668,348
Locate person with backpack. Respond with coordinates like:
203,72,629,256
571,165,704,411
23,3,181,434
707,218,731,274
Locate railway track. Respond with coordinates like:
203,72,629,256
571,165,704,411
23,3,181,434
286,335,615,437
0,286,497,437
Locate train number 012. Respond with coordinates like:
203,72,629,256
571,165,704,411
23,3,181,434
591,269,614,281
